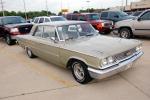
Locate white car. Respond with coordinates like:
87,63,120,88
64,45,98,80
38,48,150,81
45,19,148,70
33,16,67,24
114,9,150,38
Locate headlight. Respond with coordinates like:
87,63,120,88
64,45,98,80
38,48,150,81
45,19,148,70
136,45,142,52
107,56,114,63
101,58,108,66
10,28,19,33
101,56,115,67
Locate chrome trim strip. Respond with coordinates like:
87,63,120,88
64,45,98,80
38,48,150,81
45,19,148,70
88,51,143,79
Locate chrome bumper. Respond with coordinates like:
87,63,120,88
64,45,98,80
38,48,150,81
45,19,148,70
88,51,143,79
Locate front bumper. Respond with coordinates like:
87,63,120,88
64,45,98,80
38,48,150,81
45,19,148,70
88,51,143,79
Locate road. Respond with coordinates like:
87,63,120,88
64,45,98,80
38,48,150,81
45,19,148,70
0,37,150,100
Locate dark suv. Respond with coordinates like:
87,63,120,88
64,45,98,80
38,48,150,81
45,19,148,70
100,11,135,23
0,16,33,45
65,13,113,34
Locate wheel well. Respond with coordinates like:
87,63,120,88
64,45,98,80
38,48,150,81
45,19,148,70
119,27,133,34
66,58,86,69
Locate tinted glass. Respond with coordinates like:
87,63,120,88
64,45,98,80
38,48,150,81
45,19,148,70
87,14,100,20
78,15,87,21
72,15,78,20
0,19,2,25
133,11,142,16
2,16,26,25
66,15,71,20
116,11,128,17
50,17,66,22
109,12,119,18
101,12,108,18
45,18,50,22
140,11,150,20
34,18,39,23
39,18,44,23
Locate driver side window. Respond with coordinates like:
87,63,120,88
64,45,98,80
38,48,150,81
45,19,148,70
140,11,150,20
34,26,43,37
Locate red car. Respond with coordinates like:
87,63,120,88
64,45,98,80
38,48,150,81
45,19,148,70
0,16,33,45
65,13,113,34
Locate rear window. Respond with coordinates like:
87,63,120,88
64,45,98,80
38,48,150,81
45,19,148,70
72,15,78,20
39,18,44,23
101,12,108,18
87,14,100,20
50,17,66,22
34,18,39,23
66,15,71,20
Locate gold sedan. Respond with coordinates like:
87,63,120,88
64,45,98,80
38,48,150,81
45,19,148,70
17,21,143,84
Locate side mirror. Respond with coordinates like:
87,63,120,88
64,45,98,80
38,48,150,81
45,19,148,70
137,17,142,21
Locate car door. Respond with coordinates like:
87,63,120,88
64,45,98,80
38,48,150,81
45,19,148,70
31,25,60,65
133,11,150,36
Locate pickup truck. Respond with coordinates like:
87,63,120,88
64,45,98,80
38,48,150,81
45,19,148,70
114,9,150,39
0,16,33,45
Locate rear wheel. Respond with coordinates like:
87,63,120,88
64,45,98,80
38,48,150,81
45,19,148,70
26,47,36,58
71,61,92,84
119,28,132,39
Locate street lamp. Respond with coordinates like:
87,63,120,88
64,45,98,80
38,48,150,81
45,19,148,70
23,0,27,20
46,0,49,16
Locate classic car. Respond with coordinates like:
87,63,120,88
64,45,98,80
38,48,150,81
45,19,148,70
17,21,143,84
0,16,33,45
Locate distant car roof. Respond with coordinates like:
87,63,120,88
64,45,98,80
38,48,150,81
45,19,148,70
36,21,87,27
35,16,64,18
0,16,22,19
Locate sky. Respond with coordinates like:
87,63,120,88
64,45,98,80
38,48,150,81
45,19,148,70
1,0,139,14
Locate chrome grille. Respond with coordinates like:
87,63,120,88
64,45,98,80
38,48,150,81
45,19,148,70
115,48,136,61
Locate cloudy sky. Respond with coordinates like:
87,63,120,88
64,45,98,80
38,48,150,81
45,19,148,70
2,0,139,14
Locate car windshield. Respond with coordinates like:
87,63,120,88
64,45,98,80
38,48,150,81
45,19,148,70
2,16,26,25
133,12,142,16
57,23,97,40
50,17,66,22
117,11,128,17
87,14,100,20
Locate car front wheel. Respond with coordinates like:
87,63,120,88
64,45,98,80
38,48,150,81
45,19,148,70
119,28,132,39
71,61,92,84
26,47,36,58
5,34,13,45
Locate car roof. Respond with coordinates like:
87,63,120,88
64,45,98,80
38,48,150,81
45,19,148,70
36,21,87,26
35,16,63,18
0,16,22,19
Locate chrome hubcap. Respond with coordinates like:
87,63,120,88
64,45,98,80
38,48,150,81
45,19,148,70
27,49,32,57
73,63,85,80
121,31,128,38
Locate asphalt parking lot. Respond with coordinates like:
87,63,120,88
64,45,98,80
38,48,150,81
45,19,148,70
0,36,150,100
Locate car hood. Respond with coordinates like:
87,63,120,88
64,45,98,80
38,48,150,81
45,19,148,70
63,35,141,59
4,23,33,28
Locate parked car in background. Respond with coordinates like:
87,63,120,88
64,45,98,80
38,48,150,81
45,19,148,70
17,21,143,84
114,9,150,38
65,13,113,34
132,11,143,17
100,10,135,23
33,16,67,24
0,16,33,45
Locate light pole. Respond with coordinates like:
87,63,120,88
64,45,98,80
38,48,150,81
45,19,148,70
126,0,128,6
46,0,48,16
23,0,27,20
0,0,5,16
86,0,90,12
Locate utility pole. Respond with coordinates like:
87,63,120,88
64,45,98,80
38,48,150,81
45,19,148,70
126,0,128,6
23,0,27,20
86,0,90,12
0,0,5,16
46,0,48,16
